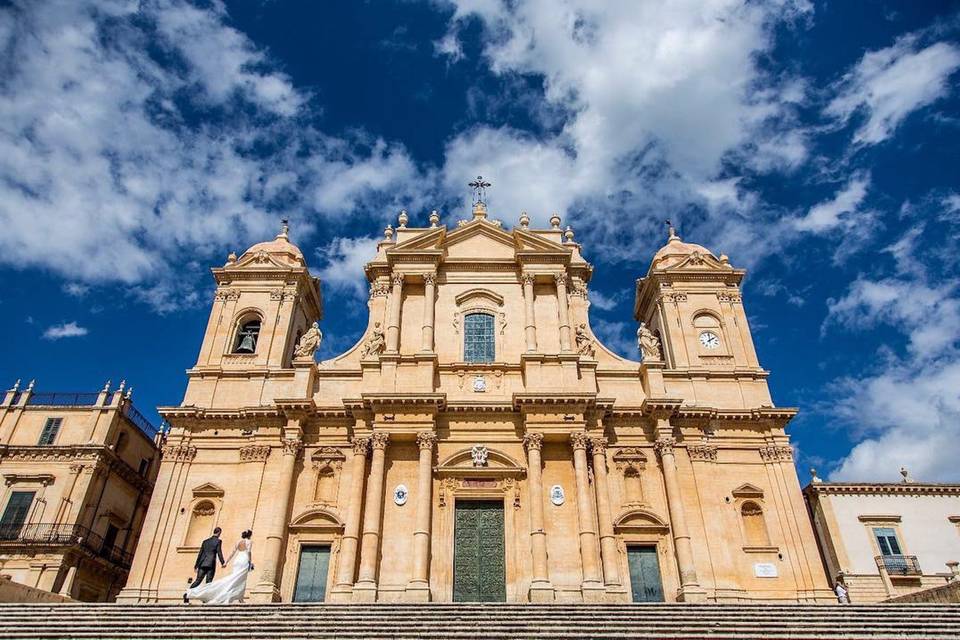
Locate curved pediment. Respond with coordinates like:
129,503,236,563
614,508,670,533
289,506,344,531
455,288,504,307
436,447,525,477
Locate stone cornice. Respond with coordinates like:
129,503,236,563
804,482,960,497
512,392,597,411
159,405,283,420
359,393,446,411
0,444,154,494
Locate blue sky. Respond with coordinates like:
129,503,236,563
1,0,959,483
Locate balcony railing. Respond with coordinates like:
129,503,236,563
26,392,100,406
0,522,133,569
123,403,160,440
876,554,922,576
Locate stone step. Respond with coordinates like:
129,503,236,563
0,603,956,640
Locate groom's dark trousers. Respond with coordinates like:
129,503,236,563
190,535,224,588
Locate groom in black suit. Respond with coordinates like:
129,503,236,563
183,527,225,603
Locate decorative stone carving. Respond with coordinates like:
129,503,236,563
214,289,241,301
523,432,543,452
293,321,323,358
588,436,608,455
423,272,437,286
360,323,386,358
310,446,346,466
654,437,676,457
662,292,688,303
270,289,284,301
162,445,197,462
612,447,647,471
369,281,390,298
521,272,536,287
575,323,595,358
569,431,589,450
472,376,486,393
554,273,567,288
239,445,271,462
471,445,489,467
416,432,437,450
717,291,742,303
370,432,390,450
393,484,408,506
498,311,507,336
392,273,405,287
452,312,461,335
438,477,458,508
687,444,717,462
759,445,793,462
637,322,662,362
550,485,565,506
352,437,370,456
281,439,304,458
569,278,588,299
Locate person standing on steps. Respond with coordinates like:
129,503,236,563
184,529,255,604
184,527,225,603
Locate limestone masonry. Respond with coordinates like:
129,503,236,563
116,203,834,604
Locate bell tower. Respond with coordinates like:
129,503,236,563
633,224,761,374
185,222,323,407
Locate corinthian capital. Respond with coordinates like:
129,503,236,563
523,432,543,452
553,273,568,288
371,431,390,450
352,437,371,456
588,436,608,455
654,437,676,457
521,272,536,287
281,438,304,458
569,431,589,451
416,431,437,450
392,273,405,287
423,272,437,286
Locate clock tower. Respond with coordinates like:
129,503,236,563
634,224,764,381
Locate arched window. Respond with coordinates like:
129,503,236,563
185,500,216,547
233,318,261,353
463,313,495,363
740,501,769,547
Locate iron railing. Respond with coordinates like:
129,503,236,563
0,522,133,569
876,554,922,576
26,392,100,406
123,403,160,440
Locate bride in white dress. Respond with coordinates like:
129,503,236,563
186,530,254,604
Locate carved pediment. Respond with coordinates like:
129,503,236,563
289,506,344,531
667,251,730,272
614,508,670,533
613,447,648,469
230,250,291,270
513,228,568,254
443,221,517,259
436,447,526,478
390,226,446,252
731,483,764,499
310,447,346,463
191,482,225,498
455,288,504,308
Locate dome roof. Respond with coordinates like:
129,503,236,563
649,225,716,270
239,223,305,267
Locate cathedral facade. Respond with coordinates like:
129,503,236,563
118,202,832,604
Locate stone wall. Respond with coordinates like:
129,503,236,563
885,580,960,604
0,576,72,603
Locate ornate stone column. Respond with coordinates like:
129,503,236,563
420,272,437,352
571,431,603,598
589,436,622,590
386,273,404,353
252,436,302,602
353,431,390,601
655,436,703,601
407,431,436,600
523,432,554,601
521,272,538,352
330,437,370,601
555,273,572,352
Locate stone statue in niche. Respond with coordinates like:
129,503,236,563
471,445,488,467
575,323,595,358
637,322,662,361
361,322,386,358
293,321,322,358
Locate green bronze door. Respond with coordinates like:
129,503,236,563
293,545,330,602
453,500,506,601
627,545,664,602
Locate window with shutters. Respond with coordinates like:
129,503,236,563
0,491,35,539
463,313,495,363
38,417,62,445
874,527,902,556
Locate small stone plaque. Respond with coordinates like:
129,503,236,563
754,562,778,578
550,485,565,506
393,484,408,506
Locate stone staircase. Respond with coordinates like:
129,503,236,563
0,603,958,639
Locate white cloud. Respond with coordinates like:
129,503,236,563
588,289,622,312
793,173,871,233
590,318,635,359
437,0,813,245
42,321,88,340
0,0,421,311
62,283,90,297
825,35,960,145
316,236,381,301
826,227,960,482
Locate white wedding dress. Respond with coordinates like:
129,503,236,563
186,540,252,604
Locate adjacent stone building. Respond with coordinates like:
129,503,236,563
0,381,161,601
118,202,832,604
804,469,960,602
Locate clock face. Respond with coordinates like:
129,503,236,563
699,331,720,349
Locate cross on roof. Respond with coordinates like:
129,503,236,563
468,176,491,204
